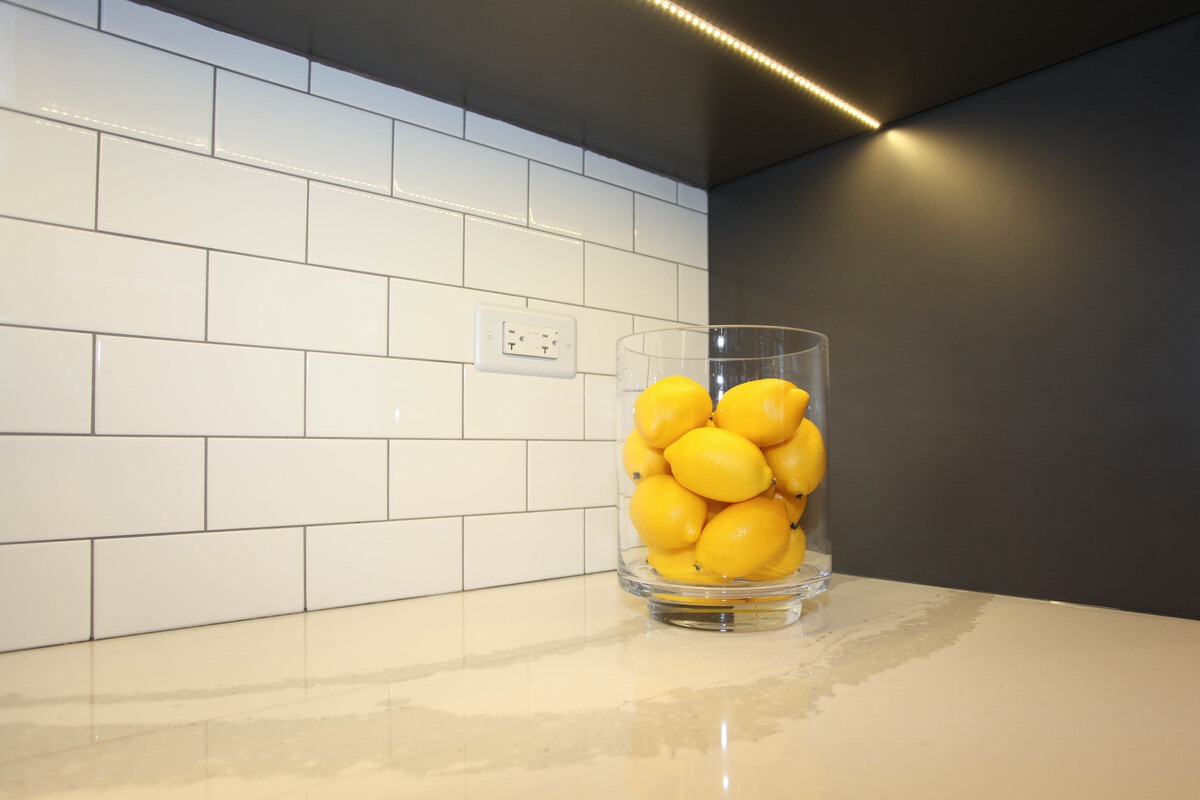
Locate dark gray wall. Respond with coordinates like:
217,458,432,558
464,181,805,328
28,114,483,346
710,16,1200,618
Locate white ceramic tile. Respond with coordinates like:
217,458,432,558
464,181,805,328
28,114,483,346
102,0,308,89
0,326,91,434
678,183,708,213
528,162,632,249
584,151,676,202
464,217,583,304
208,253,388,355
93,528,304,639
393,120,528,225
463,369,583,439
678,264,709,324
0,218,206,340
98,137,307,261
584,506,618,574
207,438,387,530
308,183,463,283
94,336,305,436
0,540,91,652
463,510,583,590
466,112,582,172
388,440,525,519
7,0,96,26
389,280,512,362
310,63,464,136
215,71,392,193
635,194,708,268
527,441,617,511
305,352,462,438
306,518,463,610
633,315,680,333
0,3,211,151
528,299,633,375
0,436,204,543
0,108,96,228
584,374,616,441
584,244,677,319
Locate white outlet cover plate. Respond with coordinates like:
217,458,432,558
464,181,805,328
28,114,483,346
474,303,577,378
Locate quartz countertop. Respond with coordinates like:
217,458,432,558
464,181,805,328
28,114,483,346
2,573,1199,798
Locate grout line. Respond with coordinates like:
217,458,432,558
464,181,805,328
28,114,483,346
89,539,96,641
209,68,218,155
203,437,209,531
89,334,98,435
302,526,308,611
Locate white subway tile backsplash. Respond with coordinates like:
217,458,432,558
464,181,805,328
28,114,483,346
0,326,92,434
93,528,304,639
464,217,583,304
463,510,583,590
0,436,204,543
583,374,616,441
308,183,464,283
310,63,464,137
584,151,676,202
528,162,632,248
0,540,91,652
389,280,511,362
389,440,526,519
305,352,462,438
678,264,710,325
7,0,95,26
394,121,528,225
215,71,392,193
98,137,307,261
94,336,305,436
584,244,678,319
584,506,618,573
0,4,211,151
463,370,584,440
0,108,96,228
677,183,708,213
208,253,388,355
527,441,616,511
466,112,583,172
634,194,708,268
527,299,633,375
306,518,463,610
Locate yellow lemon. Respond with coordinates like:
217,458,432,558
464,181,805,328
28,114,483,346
694,496,791,578
622,430,670,483
663,427,774,503
705,497,729,523
713,378,810,447
768,488,807,528
647,545,729,584
632,375,712,449
746,526,807,581
628,475,706,550
762,418,827,498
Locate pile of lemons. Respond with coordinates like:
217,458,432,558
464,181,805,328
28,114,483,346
623,375,825,584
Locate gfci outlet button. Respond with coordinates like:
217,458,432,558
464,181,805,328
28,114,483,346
503,322,559,359
474,303,577,378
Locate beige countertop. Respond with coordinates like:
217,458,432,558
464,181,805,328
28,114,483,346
2,572,1198,798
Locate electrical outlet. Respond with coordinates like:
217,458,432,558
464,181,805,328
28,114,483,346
474,303,577,378
503,323,559,359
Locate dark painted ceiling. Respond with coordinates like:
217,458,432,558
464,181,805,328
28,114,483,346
140,0,1199,188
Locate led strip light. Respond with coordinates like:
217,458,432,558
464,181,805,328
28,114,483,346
644,0,881,129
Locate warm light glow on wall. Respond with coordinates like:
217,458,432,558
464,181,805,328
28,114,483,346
644,0,882,130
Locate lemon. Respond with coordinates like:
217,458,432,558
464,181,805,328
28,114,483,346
694,496,791,578
622,430,670,483
632,375,712,449
767,487,807,528
713,378,810,447
746,526,807,581
628,475,706,549
762,418,826,498
647,545,729,584
663,427,774,503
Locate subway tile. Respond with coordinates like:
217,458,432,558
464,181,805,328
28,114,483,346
584,507,618,573
584,244,677,319
466,112,582,172
0,108,96,228
308,183,463,284
389,280,511,362
0,218,206,340
528,162,632,249
7,0,96,26
463,217,583,304
94,336,305,436
527,441,617,511
305,518,463,610
584,373,616,441
0,436,204,543
0,540,91,652
0,326,92,434
388,440,525,520
207,438,387,530
101,0,308,89
633,315,680,333
393,120,528,225
310,63,464,136
305,352,461,438
208,253,388,355
0,3,211,151
98,137,307,261
678,183,708,213
584,151,676,202
215,71,392,193
463,369,583,440
93,528,304,639
528,299,632,375
634,193,708,268
678,264,709,324
463,510,583,590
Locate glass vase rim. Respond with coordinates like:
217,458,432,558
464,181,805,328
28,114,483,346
617,323,828,360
